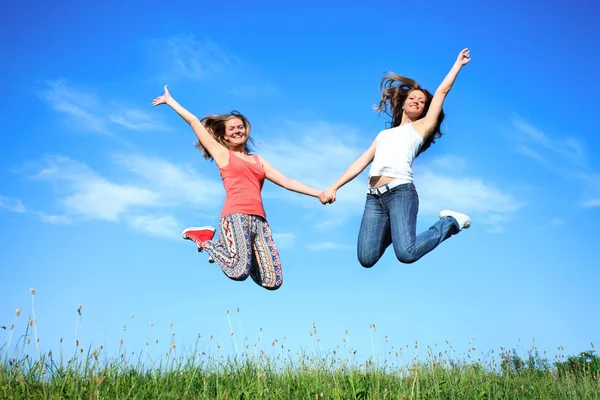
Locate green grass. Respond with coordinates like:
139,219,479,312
2,295,598,399
2,341,599,399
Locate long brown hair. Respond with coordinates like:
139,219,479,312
196,110,255,160
375,72,445,155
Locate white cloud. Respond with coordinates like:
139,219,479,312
18,154,223,238
37,81,106,133
513,118,600,208
0,194,72,224
513,118,588,170
36,81,168,135
229,84,279,99
414,164,523,233
128,214,180,238
272,232,296,249
148,35,278,99
259,120,370,210
149,36,236,82
32,156,159,222
258,120,521,233
7,116,523,237
111,154,224,208
62,181,159,222
307,242,352,251
516,145,547,165
37,213,72,224
109,109,170,131
416,165,522,213
429,154,467,173
0,196,26,213
580,199,600,208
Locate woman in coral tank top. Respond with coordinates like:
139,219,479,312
320,49,472,268
152,87,322,290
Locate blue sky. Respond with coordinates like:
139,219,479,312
1,0,599,365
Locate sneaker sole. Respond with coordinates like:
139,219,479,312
181,226,216,240
439,211,471,230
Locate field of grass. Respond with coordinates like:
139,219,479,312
3,337,599,399
2,292,599,399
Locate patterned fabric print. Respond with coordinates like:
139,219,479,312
249,217,283,290
202,213,283,290
202,213,252,281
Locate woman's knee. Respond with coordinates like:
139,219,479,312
357,251,377,268
393,246,419,264
262,279,283,291
224,262,252,280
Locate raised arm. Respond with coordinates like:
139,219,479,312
152,85,228,165
258,157,322,198
320,140,376,204
414,48,470,138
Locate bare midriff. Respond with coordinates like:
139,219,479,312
369,175,397,189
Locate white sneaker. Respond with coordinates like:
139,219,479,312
439,210,471,230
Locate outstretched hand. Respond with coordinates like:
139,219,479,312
319,188,337,205
151,85,172,107
456,48,471,66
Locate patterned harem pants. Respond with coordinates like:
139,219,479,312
201,213,283,290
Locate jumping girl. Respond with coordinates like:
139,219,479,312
320,48,472,267
152,86,322,290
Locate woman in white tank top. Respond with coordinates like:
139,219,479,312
320,49,472,267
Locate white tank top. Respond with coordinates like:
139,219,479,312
368,122,424,184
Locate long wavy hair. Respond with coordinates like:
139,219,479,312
375,72,445,155
196,110,255,160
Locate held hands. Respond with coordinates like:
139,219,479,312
319,188,337,205
151,85,172,107
455,48,471,66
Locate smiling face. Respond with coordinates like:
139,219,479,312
402,90,427,120
223,117,248,147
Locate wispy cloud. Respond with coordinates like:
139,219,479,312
148,35,278,99
307,242,353,251
0,194,71,224
32,156,159,222
229,84,279,99
128,214,180,238
36,81,169,135
109,109,169,131
0,195,26,213
38,214,72,224
37,81,106,133
111,154,223,208
6,115,523,237
259,119,522,233
513,118,588,171
259,120,369,213
272,232,296,249
9,154,224,238
513,118,600,207
516,145,548,166
415,164,523,232
580,199,600,208
149,36,235,82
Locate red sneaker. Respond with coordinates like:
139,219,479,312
181,226,216,249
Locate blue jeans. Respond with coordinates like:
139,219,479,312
357,183,459,267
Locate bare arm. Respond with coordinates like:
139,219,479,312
414,48,471,139
259,157,322,198
320,140,376,204
152,85,228,166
